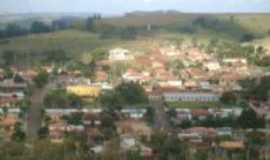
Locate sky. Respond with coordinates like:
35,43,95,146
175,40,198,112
0,0,270,14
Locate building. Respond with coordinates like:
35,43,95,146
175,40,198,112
109,48,134,61
163,91,220,102
204,61,221,71
223,58,247,65
66,85,100,97
121,109,147,119
158,80,183,88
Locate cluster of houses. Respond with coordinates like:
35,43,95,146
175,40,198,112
169,107,243,123
0,69,28,140
178,127,270,160
97,45,255,95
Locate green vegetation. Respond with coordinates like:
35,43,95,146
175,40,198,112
44,89,81,108
148,131,185,160
166,101,221,109
33,70,49,88
99,82,149,110
239,76,270,101
0,13,270,68
238,108,265,129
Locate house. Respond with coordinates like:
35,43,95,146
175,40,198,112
192,109,210,120
122,69,151,83
184,80,199,89
0,79,27,92
174,109,192,122
121,109,147,119
163,90,220,102
160,45,180,57
204,61,221,71
66,85,100,97
0,115,17,128
83,113,101,127
223,58,247,65
199,81,211,90
95,71,108,82
216,127,232,136
49,121,66,143
120,134,153,157
217,141,245,160
178,127,217,142
90,145,104,154
158,80,183,88
185,48,210,62
120,135,137,150
213,108,243,118
109,48,134,61
184,68,207,80
116,120,152,138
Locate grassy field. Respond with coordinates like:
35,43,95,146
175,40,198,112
166,101,222,109
102,13,270,34
0,30,116,61
1,13,270,64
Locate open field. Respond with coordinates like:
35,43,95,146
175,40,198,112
0,13,270,64
0,30,115,59
103,13,270,34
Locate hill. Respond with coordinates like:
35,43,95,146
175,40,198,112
102,12,270,34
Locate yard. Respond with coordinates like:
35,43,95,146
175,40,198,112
166,101,222,109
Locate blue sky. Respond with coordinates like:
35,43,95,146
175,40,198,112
0,0,270,14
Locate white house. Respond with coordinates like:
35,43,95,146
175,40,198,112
158,80,183,88
204,61,221,71
121,109,147,119
163,91,220,102
109,48,134,61
223,58,247,65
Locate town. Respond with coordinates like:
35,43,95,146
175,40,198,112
0,38,270,159
1,2,270,159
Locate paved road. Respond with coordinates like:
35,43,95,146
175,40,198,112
151,99,170,130
27,78,58,139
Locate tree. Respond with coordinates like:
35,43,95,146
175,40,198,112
114,82,149,105
3,67,14,79
33,70,49,88
221,91,237,105
63,112,83,125
126,150,145,160
2,50,16,66
11,122,26,142
44,49,70,64
238,109,265,129
86,17,96,31
5,23,28,37
44,89,81,108
120,27,138,40
145,107,155,125
100,82,148,110
14,74,25,83
38,126,49,139
240,33,255,42
100,113,117,140
150,132,185,160
31,21,51,33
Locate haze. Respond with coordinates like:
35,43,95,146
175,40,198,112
1,0,270,14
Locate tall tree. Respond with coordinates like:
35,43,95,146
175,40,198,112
238,109,265,129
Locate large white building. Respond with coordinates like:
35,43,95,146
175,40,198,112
163,91,220,102
109,48,134,61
